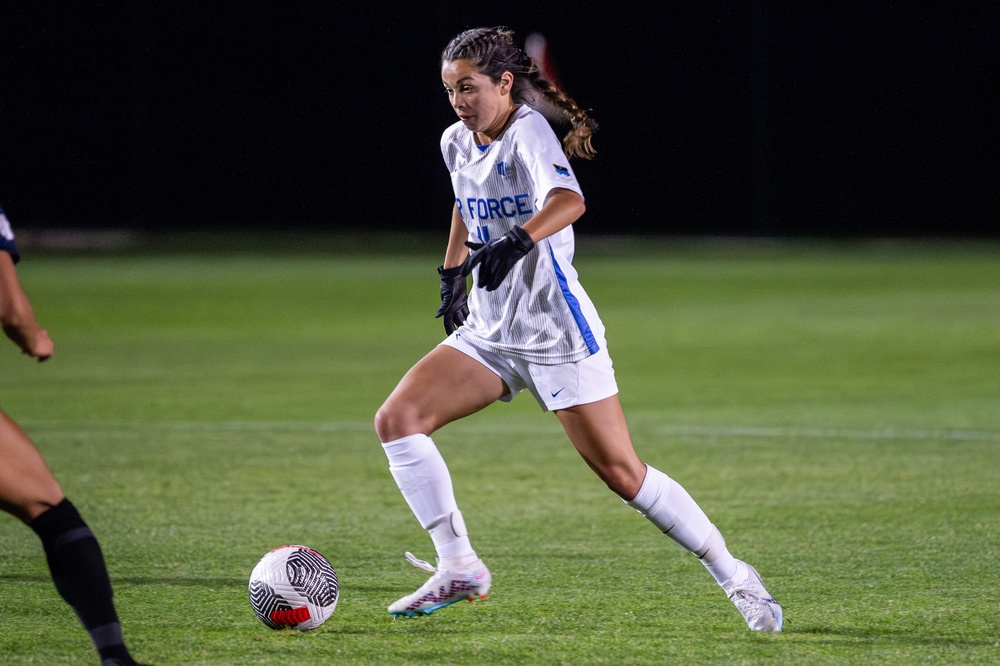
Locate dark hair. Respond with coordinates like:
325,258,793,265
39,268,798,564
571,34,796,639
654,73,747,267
442,26,597,160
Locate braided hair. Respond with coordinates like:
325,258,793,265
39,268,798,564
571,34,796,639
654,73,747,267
441,26,597,160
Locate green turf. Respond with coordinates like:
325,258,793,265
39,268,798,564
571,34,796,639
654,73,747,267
1,237,999,664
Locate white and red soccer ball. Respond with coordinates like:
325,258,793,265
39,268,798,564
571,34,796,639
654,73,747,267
248,545,339,631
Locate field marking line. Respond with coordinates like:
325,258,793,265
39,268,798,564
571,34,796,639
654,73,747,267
18,420,1000,442
652,424,1000,442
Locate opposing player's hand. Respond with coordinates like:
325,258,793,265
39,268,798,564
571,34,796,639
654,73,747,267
461,226,535,291
3,323,53,362
29,328,54,361
435,264,469,335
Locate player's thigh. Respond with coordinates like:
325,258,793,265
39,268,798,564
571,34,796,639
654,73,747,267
0,411,64,522
376,344,507,439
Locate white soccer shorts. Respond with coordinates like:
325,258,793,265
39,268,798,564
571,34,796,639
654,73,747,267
442,332,618,412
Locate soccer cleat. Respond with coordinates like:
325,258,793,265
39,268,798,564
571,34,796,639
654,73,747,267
721,560,783,632
388,551,491,618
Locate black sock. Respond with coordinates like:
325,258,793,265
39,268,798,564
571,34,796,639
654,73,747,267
29,498,137,665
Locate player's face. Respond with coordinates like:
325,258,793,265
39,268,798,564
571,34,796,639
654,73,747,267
442,59,514,141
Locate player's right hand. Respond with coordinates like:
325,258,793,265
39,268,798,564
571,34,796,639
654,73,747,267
435,265,469,336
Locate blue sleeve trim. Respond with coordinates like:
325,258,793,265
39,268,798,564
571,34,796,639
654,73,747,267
0,239,19,264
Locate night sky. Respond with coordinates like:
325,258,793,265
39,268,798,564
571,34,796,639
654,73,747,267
1,2,996,237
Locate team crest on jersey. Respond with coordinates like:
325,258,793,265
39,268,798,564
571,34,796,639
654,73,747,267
553,164,570,177
496,161,508,177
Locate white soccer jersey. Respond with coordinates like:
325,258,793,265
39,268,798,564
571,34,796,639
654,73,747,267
440,105,606,365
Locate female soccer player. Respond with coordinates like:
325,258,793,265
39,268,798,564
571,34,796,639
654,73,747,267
0,204,148,665
374,27,783,631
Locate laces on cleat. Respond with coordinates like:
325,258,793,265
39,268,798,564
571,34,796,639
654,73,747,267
387,551,492,618
404,551,438,573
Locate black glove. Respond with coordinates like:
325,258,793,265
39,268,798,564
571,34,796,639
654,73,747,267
461,226,535,291
435,264,469,335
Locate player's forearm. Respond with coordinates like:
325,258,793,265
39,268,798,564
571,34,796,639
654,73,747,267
520,188,585,243
442,204,471,270
0,253,46,353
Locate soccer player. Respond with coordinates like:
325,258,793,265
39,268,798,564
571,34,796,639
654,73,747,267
374,27,783,631
0,203,149,665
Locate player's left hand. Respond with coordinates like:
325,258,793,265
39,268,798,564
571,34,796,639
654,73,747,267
462,226,535,291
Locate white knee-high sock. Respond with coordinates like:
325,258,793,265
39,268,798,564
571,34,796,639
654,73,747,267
382,434,476,566
625,464,738,584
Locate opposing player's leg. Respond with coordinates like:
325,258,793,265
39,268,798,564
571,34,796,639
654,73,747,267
555,396,782,632
375,344,505,617
0,410,64,522
0,411,148,664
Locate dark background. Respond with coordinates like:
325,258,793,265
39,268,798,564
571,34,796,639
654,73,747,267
1,2,996,237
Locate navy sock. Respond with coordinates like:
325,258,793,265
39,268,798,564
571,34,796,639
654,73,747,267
30,499,137,664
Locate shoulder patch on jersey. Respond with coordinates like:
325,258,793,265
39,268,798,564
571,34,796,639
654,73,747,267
553,164,570,177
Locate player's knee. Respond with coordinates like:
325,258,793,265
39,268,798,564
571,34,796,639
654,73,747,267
373,403,393,442
23,496,64,523
374,399,427,443
600,462,645,501
2,485,65,524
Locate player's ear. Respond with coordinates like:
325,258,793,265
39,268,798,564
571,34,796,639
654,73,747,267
499,71,514,95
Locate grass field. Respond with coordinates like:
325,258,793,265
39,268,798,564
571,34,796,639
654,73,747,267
1,236,998,665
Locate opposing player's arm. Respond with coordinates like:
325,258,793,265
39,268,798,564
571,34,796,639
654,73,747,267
0,251,53,361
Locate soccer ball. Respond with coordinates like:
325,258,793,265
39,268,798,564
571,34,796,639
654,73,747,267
248,545,339,630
